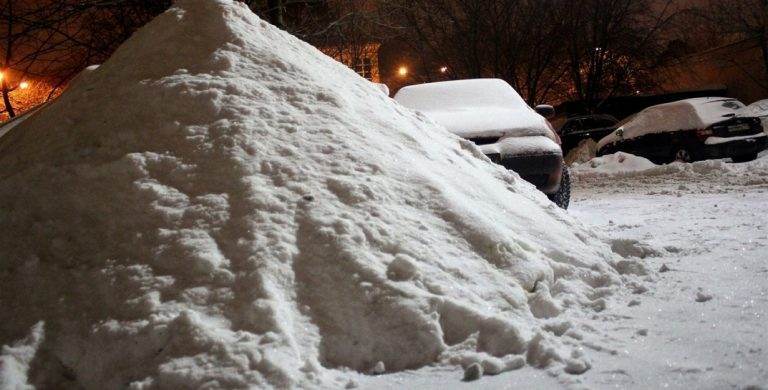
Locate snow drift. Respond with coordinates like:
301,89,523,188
572,152,768,197
0,1,628,388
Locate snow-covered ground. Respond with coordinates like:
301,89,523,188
361,153,768,389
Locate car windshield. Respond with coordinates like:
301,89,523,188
718,100,745,110
616,113,638,128
394,79,527,112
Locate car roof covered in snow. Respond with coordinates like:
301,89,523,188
394,78,552,139
597,97,745,150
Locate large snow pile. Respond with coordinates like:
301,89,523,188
0,1,631,388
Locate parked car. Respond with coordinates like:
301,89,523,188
738,99,768,133
558,114,618,153
597,97,767,163
394,78,570,208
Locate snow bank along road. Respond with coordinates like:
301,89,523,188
361,155,768,389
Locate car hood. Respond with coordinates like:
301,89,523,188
479,135,561,157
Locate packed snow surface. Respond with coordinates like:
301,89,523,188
393,79,554,139
0,1,632,388
598,97,746,150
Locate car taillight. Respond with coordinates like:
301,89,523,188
696,128,713,141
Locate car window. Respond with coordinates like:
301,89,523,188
564,119,582,133
721,100,745,110
593,118,616,128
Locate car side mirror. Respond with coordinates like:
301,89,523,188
534,104,555,119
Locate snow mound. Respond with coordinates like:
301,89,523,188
575,152,768,180
0,1,627,388
572,152,768,195
572,152,657,176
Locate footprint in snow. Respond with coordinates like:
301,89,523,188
695,290,713,303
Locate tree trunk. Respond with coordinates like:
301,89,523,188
267,0,285,29
1,79,14,119
760,35,768,92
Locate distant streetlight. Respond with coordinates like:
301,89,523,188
0,71,4,82
397,66,408,77
439,66,448,74
19,81,29,90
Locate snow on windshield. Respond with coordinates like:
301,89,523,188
394,79,551,138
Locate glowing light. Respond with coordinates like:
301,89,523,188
439,66,448,73
0,71,3,82
397,66,408,77
19,81,29,90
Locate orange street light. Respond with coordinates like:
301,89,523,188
397,66,408,77
0,71,4,82
19,81,29,90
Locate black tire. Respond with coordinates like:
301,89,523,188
732,152,758,163
548,164,570,209
672,147,693,163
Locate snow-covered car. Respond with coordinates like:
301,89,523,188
597,97,767,163
394,78,570,208
738,99,768,133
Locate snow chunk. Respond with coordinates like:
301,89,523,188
572,152,657,176
0,322,45,390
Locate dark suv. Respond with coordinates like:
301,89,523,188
558,114,618,153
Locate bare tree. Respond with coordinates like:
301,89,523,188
392,0,570,105
0,0,90,119
562,0,675,111
699,0,768,85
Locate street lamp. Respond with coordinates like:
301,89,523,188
397,66,408,77
439,66,448,74
19,81,29,90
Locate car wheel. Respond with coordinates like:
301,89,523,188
732,152,758,163
547,164,570,209
673,148,693,163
